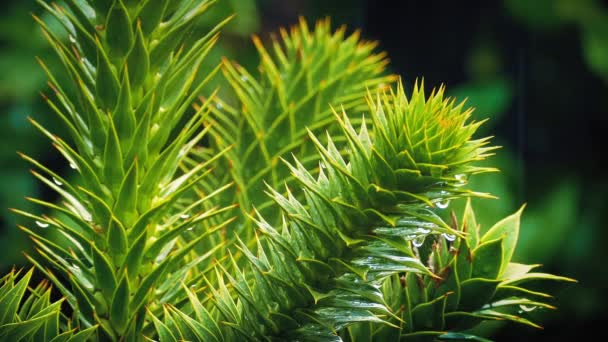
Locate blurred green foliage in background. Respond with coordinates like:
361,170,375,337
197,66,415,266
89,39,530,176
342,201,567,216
1,0,605,340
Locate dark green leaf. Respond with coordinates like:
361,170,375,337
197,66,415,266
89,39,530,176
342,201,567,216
127,22,149,88
95,42,121,110
124,230,147,283
107,217,128,267
110,272,130,335
411,293,448,331
138,0,169,36
455,238,472,283
106,0,134,58
92,244,117,299
459,278,501,311
471,238,503,279
130,259,169,313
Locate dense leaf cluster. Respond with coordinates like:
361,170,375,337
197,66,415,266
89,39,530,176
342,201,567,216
1,0,573,341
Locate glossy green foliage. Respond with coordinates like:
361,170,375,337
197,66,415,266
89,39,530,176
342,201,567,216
6,0,574,341
214,82,496,340
353,200,576,341
0,268,98,341
189,18,397,239
13,0,234,339
158,81,498,340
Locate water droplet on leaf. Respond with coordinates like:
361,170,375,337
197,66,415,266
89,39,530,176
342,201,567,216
442,233,456,241
519,304,537,312
35,221,49,228
53,177,63,186
69,162,78,170
417,227,431,234
180,214,190,219
436,199,450,209
412,235,426,248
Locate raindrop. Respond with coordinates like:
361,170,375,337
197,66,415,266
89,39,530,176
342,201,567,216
442,233,456,242
186,227,194,231
180,214,190,219
412,235,426,248
216,102,223,110
241,75,248,82
53,177,63,186
417,227,431,234
69,35,76,44
519,304,537,312
436,199,450,209
69,162,78,170
35,221,49,228
455,174,467,186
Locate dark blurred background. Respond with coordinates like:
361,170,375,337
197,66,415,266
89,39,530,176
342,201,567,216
1,0,606,340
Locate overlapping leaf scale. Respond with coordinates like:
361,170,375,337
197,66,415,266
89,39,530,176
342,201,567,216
0,268,98,341
361,200,576,341
15,0,234,339
189,17,398,239
193,82,498,340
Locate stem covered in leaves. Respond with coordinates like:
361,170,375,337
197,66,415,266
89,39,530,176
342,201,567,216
16,0,232,339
